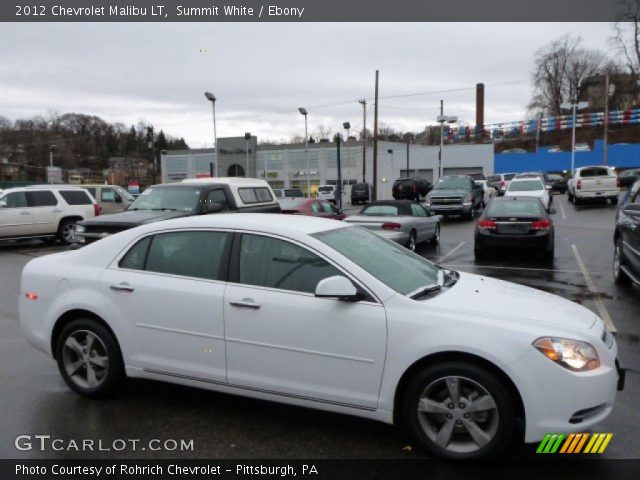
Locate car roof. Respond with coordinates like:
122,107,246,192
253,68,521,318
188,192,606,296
509,177,543,182
180,177,270,186
3,185,89,193
137,213,348,236
368,200,414,206
491,196,542,203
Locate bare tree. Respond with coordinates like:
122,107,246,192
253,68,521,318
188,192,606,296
611,0,640,78
529,35,605,116
313,125,332,141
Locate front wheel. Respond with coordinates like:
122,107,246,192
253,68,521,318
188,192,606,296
614,238,631,285
431,225,441,246
407,230,417,251
57,218,79,245
55,318,125,398
401,362,516,460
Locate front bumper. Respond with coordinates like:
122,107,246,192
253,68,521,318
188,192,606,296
428,203,472,215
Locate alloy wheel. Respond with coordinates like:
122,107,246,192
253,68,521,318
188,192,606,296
62,330,109,389
409,232,417,251
62,223,76,243
417,376,499,453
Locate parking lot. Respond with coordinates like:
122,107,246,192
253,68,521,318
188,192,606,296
0,192,638,459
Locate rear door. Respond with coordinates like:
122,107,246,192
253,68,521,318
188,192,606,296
25,190,59,235
0,191,33,237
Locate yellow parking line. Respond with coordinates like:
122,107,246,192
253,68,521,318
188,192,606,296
438,241,466,263
571,244,617,332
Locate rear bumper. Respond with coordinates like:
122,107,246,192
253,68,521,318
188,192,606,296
374,230,410,245
476,229,551,249
575,189,619,199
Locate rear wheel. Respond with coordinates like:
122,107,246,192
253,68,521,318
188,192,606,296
401,362,516,460
407,230,417,251
610,197,619,205
614,238,631,285
57,218,79,245
474,242,485,260
55,318,125,398
431,225,441,246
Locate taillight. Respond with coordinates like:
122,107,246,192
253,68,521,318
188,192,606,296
577,179,582,190
531,219,552,230
617,178,622,188
500,180,506,187
478,220,497,229
413,184,418,193
94,204,101,216
381,222,402,230
25,292,38,301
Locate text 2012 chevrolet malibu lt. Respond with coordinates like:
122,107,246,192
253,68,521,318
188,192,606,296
20,214,623,459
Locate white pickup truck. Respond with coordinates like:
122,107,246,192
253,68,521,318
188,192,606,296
567,166,620,205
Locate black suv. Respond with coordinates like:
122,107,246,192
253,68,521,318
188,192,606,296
350,183,371,205
614,180,640,284
426,175,484,219
392,177,432,201
76,181,280,244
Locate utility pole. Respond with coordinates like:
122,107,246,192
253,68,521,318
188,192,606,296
359,99,367,183
438,100,444,179
335,133,343,211
603,73,610,166
373,70,379,200
406,138,410,177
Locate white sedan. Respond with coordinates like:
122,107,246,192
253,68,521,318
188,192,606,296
505,178,551,209
20,214,621,460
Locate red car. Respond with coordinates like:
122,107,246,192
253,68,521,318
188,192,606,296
279,198,346,220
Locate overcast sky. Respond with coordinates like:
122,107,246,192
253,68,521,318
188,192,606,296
0,22,614,147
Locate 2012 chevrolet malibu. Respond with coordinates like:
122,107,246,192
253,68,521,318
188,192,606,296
19,214,622,459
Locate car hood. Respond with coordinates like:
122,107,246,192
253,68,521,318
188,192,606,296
429,188,470,197
78,209,192,227
429,271,596,331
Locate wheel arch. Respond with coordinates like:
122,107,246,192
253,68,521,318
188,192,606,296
51,309,119,360
392,351,526,426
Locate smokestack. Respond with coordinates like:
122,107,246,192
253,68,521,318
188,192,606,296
476,83,485,142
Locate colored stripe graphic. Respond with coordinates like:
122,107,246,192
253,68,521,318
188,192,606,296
538,433,613,454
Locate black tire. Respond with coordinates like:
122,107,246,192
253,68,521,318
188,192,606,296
474,243,485,260
611,197,619,206
57,218,79,245
466,208,475,221
614,238,631,285
542,243,554,262
401,361,516,460
407,230,417,251
431,225,441,246
55,318,125,399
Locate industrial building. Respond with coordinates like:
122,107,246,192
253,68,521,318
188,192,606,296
161,138,493,201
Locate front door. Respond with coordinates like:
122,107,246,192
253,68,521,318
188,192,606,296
0,191,33,238
25,190,60,235
224,233,387,409
101,230,232,382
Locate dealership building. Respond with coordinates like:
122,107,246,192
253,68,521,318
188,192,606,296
161,137,493,200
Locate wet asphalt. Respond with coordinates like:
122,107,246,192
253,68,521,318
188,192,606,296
0,193,638,460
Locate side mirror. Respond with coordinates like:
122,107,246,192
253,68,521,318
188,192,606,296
204,202,223,214
547,207,557,215
315,275,361,301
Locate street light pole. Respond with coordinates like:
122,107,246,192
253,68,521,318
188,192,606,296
298,107,309,196
437,101,457,179
359,99,367,183
561,96,588,174
244,132,251,177
204,92,218,177
343,121,351,202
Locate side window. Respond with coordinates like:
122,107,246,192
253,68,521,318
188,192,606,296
59,190,92,205
101,188,117,202
26,191,58,207
238,234,340,294
206,189,229,211
3,192,28,208
119,236,152,270
238,187,274,204
410,203,427,217
145,231,230,280
310,202,322,213
321,202,337,213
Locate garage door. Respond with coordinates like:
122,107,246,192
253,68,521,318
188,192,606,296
443,167,483,176
401,169,433,183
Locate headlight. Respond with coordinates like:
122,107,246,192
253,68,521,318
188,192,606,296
533,337,599,371
75,225,85,234
466,194,473,202
425,197,431,205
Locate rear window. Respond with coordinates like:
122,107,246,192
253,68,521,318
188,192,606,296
238,187,273,204
487,200,544,217
580,168,610,177
361,205,399,216
59,190,93,205
487,175,500,182
284,189,304,197
508,180,543,192
318,186,334,192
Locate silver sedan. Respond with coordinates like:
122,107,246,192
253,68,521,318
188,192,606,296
344,200,440,251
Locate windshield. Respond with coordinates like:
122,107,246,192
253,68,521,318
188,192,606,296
361,205,399,216
117,187,135,201
508,180,543,192
314,226,440,296
285,189,304,196
435,177,469,189
129,187,201,211
280,199,306,209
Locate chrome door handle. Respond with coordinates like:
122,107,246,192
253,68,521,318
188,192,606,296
230,299,261,309
110,283,135,292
